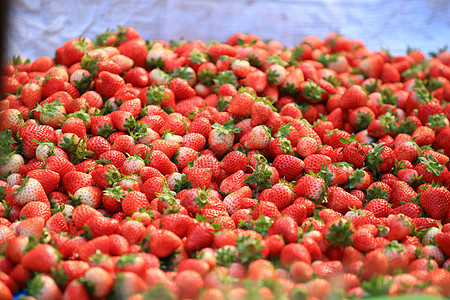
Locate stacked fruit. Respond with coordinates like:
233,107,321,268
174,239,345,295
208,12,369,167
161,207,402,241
0,26,449,299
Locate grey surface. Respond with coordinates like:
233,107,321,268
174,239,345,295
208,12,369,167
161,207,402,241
5,0,450,61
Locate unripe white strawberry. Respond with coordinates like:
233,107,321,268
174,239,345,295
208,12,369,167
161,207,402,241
110,54,134,73
148,68,171,85
73,186,102,208
265,64,286,86
62,204,75,222
422,227,441,245
6,173,23,187
120,156,145,176
35,142,55,162
69,69,91,86
12,177,48,206
0,153,24,178
231,59,251,78
162,132,183,145
165,172,183,190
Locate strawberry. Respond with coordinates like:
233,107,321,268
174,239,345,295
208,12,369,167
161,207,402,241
243,125,272,150
19,125,58,159
365,143,396,175
327,186,363,214
72,204,103,230
364,198,392,218
208,120,240,157
169,77,196,100
359,54,384,78
118,219,146,245
95,71,125,98
420,187,450,220
386,214,412,241
340,85,367,109
84,266,114,298
208,43,238,61
0,225,15,248
342,140,366,168
72,186,102,208
245,69,268,93
227,91,255,116
292,175,326,202
184,222,215,252
27,274,62,300
19,200,51,221
11,176,48,206
415,155,447,185
20,82,42,109
84,216,119,238
252,201,282,221
268,216,298,243
149,229,182,258
175,270,204,299
21,243,60,272
183,166,213,188
113,271,149,300
78,235,110,261
272,154,304,181
122,191,150,216
62,280,90,300
280,243,311,267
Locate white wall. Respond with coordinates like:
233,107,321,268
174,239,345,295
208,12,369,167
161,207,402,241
5,0,450,61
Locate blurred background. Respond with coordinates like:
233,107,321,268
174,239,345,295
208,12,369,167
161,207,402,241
3,0,450,62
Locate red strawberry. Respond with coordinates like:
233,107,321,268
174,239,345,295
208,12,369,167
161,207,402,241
0,109,25,134
243,125,272,150
208,120,240,157
118,38,147,67
20,82,42,109
268,216,298,243
272,154,304,181
280,243,311,267
84,216,119,238
386,214,412,241
122,191,150,216
19,125,58,159
364,198,392,218
169,77,196,100
420,187,450,220
27,274,62,300
19,201,51,221
208,43,238,60
113,271,149,300
95,71,125,98
84,266,114,298
78,235,110,261
0,225,15,248
390,180,417,208
227,91,255,116
72,204,103,230
72,186,102,208
27,168,60,195
340,85,367,109
327,186,363,214
149,229,182,258
293,175,326,201
21,243,60,272
184,222,215,252
359,54,384,78
118,220,146,245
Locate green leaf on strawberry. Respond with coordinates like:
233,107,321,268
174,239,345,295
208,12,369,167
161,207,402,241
235,234,265,264
325,220,354,249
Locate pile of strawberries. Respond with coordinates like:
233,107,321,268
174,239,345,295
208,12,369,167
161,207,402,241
0,26,450,299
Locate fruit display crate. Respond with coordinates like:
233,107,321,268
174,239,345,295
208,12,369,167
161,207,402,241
1,17,450,300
